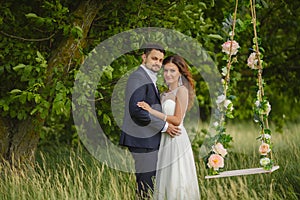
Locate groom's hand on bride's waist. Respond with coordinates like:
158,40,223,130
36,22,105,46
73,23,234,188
165,123,181,138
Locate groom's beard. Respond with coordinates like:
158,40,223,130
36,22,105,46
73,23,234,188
145,63,161,73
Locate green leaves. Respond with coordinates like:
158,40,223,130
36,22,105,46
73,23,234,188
0,51,49,120
0,99,9,112
71,26,83,39
12,64,26,71
12,51,47,83
25,12,55,28
103,65,114,80
25,13,38,18
9,89,22,94
208,34,223,40
1,0,299,149
102,113,111,126
218,133,233,149
6,88,50,119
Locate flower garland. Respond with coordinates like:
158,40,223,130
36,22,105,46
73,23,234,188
248,0,274,170
205,0,275,175
205,0,239,175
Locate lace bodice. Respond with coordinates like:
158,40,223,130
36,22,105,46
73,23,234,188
161,86,188,123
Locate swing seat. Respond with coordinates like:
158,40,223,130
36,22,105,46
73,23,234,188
205,165,279,179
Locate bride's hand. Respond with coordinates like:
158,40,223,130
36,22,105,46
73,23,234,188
137,101,151,111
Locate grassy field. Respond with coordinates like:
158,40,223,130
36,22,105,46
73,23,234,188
0,123,299,199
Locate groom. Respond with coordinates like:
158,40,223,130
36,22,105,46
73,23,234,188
119,44,180,198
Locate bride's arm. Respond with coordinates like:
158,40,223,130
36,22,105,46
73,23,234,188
137,87,188,126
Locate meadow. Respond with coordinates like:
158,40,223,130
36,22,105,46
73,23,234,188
0,122,299,200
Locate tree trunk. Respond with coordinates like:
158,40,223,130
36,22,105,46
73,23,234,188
46,0,102,84
0,0,101,167
0,116,41,166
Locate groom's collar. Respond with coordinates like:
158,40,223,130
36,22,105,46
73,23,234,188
140,65,157,83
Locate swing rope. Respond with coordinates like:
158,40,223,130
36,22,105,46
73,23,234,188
250,0,274,164
204,0,239,176
224,0,239,92
205,0,278,179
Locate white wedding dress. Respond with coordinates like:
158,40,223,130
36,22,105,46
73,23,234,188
154,86,200,200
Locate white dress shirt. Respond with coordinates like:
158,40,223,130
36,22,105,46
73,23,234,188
140,65,168,132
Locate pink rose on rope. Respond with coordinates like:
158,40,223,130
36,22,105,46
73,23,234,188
207,154,224,170
247,52,259,69
259,143,271,155
212,142,228,157
221,40,240,55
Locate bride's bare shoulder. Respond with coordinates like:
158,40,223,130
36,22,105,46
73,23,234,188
177,86,188,95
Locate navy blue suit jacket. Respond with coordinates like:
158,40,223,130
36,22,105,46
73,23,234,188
119,67,165,149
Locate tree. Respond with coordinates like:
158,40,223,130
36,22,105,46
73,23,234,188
0,0,102,166
0,0,216,166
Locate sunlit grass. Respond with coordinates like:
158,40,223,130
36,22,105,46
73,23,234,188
0,123,299,199
198,122,300,199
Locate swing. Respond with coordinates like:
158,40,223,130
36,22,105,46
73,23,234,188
205,166,279,179
204,0,279,179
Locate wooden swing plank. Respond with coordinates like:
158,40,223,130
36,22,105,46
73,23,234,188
205,165,279,179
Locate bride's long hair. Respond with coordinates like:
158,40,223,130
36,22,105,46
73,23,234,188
163,55,195,110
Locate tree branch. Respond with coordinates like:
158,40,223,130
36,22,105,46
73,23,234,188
0,30,56,42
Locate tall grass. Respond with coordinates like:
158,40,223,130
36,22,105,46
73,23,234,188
198,122,300,199
0,123,299,199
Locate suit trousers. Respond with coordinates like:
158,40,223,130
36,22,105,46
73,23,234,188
129,147,159,198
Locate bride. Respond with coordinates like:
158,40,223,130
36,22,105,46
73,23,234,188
137,55,200,199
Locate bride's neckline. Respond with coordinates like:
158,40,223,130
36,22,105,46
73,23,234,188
166,85,183,93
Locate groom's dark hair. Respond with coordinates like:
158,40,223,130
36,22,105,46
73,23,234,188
142,43,165,56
